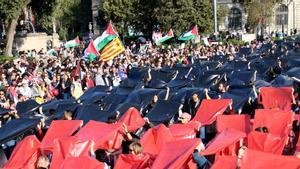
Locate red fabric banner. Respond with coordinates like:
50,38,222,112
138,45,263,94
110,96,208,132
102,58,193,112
192,99,232,125
49,136,92,169
41,120,83,151
201,129,246,156
169,121,201,140
117,107,145,132
258,87,293,111
247,131,287,154
253,109,294,136
296,134,300,151
114,153,152,169
151,138,200,169
3,135,41,169
216,114,251,134
140,124,173,156
76,120,124,150
210,156,237,169
240,149,300,169
60,156,106,169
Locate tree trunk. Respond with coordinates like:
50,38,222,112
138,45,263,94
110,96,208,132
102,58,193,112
4,19,18,56
5,0,32,56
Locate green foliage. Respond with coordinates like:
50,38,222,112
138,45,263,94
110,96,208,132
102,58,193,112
103,0,136,34
0,55,14,63
222,39,246,46
34,0,92,40
245,0,279,31
156,0,214,35
0,0,29,20
217,4,229,24
102,0,215,36
271,36,288,41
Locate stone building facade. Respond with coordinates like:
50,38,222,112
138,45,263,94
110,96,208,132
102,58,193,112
218,0,300,35
91,0,101,36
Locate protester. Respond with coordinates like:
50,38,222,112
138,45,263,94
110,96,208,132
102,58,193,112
71,76,83,99
192,142,211,169
36,155,50,169
0,34,300,169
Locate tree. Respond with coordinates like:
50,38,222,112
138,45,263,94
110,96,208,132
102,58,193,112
101,0,215,36
244,0,280,32
102,0,136,34
38,0,92,40
0,0,56,56
0,0,31,56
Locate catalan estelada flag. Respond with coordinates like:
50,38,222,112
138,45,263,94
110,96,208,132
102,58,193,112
100,37,125,62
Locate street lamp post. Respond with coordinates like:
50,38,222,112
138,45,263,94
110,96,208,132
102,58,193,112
89,22,93,39
281,15,284,37
1,19,5,39
213,0,218,33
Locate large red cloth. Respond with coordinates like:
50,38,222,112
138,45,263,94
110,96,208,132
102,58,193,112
247,131,287,154
253,109,294,136
210,156,237,169
169,121,201,140
41,120,83,151
3,135,41,169
258,87,293,111
117,107,145,132
240,149,300,169
192,99,232,125
60,156,106,169
114,153,152,169
201,129,246,156
49,136,92,169
140,124,173,156
296,134,300,151
216,114,251,134
151,138,200,169
76,120,124,150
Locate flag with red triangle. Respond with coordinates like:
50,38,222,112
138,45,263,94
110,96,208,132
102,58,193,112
178,25,199,41
93,21,118,51
84,39,100,61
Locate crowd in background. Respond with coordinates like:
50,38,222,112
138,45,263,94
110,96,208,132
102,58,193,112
1,38,300,168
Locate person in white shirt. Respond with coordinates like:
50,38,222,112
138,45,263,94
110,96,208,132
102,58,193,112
18,80,32,99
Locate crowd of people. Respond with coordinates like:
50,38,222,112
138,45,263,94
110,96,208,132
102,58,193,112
0,37,300,169
0,40,244,115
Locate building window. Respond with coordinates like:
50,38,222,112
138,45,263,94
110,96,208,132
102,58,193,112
228,7,242,30
276,4,288,26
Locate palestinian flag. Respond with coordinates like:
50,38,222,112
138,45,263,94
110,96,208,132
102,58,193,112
152,32,162,43
64,36,80,48
47,49,58,56
139,44,148,53
100,37,125,62
156,29,174,45
178,25,198,41
84,39,100,61
94,21,118,51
